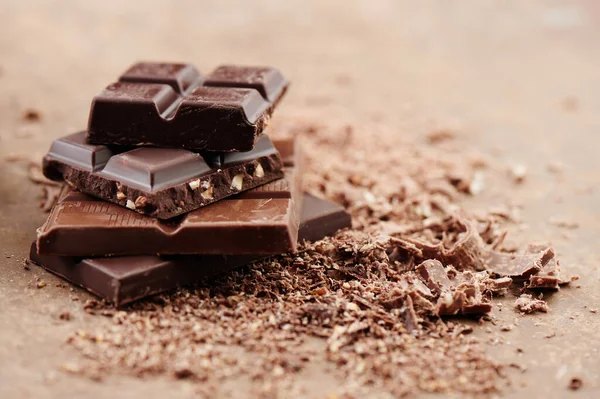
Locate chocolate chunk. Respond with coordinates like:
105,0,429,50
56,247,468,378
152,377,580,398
485,247,555,278
29,194,351,307
42,131,284,219
38,138,301,255
527,257,561,289
415,260,493,316
415,259,452,293
514,294,549,313
87,62,288,152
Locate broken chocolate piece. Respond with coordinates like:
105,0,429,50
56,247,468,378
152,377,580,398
42,131,283,219
415,259,452,293
87,62,288,152
485,247,554,278
415,260,493,316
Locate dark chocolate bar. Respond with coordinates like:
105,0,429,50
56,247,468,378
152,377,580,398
42,131,284,219
29,194,351,307
87,62,288,152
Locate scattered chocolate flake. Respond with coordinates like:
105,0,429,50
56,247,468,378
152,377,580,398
22,108,42,122
568,377,583,391
57,121,572,397
514,294,550,314
59,311,72,321
426,128,456,144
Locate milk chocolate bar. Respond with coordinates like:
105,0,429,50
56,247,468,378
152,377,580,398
87,62,288,152
42,131,284,219
29,194,351,307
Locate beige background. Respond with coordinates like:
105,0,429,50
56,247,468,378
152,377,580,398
1,1,599,397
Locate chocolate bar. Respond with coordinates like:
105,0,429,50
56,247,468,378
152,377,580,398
42,131,284,219
29,194,351,307
87,62,288,152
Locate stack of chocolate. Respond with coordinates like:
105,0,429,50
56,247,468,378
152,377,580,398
30,62,351,306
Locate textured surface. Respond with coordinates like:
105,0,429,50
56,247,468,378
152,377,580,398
1,1,600,398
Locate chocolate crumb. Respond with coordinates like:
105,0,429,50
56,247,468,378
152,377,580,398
59,311,72,321
22,108,41,122
568,378,583,390
544,331,556,339
426,128,456,144
514,294,549,314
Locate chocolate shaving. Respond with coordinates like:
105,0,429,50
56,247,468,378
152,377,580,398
390,216,489,271
55,120,572,396
484,247,555,278
415,260,493,316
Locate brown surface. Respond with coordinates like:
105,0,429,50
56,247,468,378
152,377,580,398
1,1,600,398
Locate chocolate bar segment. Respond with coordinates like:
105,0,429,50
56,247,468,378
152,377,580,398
43,131,283,219
119,62,203,94
204,65,288,104
87,62,288,152
30,194,351,307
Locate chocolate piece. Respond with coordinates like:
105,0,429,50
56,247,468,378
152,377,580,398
87,62,288,152
42,131,283,219
415,259,452,293
514,294,550,313
38,139,301,255
29,194,351,307
484,248,555,277
415,260,493,316
527,257,561,289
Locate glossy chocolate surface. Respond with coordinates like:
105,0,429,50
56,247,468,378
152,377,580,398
87,62,288,152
